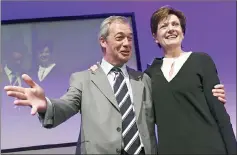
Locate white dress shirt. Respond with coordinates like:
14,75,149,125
38,63,56,82
43,59,144,147
4,65,22,86
100,59,134,103
161,52,192,82
100,58,144,147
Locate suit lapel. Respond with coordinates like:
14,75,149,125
127,67,144,119
91,66,120,112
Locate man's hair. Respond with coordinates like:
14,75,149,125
2,39,28,61
150,6,186,47
98,16,131,40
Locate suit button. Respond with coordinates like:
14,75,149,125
116,148,121,154
117,127,121,132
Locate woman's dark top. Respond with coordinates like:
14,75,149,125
145,52,236,154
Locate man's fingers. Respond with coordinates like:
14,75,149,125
22,74,37,88
14,99,31,106
89,65,98,71
31,106,38,115
7,91,27,100
4,86,25,93
218,97,226,104
212,89,225,93
13,100,39,114
213,93,225,99
214,84,224,89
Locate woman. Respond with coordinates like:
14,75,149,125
145,6,236,154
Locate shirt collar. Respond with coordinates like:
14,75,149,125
39,63,56,70
4,65,12,76
100,58,128,77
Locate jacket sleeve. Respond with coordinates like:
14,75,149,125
200,53,236,154
38,72,82,128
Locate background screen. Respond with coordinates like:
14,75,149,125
1,1,236,152
1,14,140,149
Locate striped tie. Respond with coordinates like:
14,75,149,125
112,67,142,155
11,74,19,86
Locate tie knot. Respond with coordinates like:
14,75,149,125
11,73,17,78
111,67,122,73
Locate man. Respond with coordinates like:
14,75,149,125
4,16,226,154
2,40,28,87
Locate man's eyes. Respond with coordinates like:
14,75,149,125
116,36,133,41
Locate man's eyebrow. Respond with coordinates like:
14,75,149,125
114,32,133,36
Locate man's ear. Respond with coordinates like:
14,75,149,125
152,33,159,44
99,37,107,48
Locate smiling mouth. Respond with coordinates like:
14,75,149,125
120,51,130,55
166,35,178,39
40,58,49,61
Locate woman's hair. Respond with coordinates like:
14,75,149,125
150,6,187,47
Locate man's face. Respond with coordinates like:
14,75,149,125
38,46,51,65
100,21,133,66
8,51,24,72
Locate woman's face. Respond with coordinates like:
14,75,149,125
153,14,184,49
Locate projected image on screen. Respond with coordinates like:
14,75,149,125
33,40,56,83
1,14,140,149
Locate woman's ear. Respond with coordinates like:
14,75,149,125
152,33,159,44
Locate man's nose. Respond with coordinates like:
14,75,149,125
122,37,129,46
41,53,49,57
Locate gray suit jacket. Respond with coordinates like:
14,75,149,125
39,65,157,154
